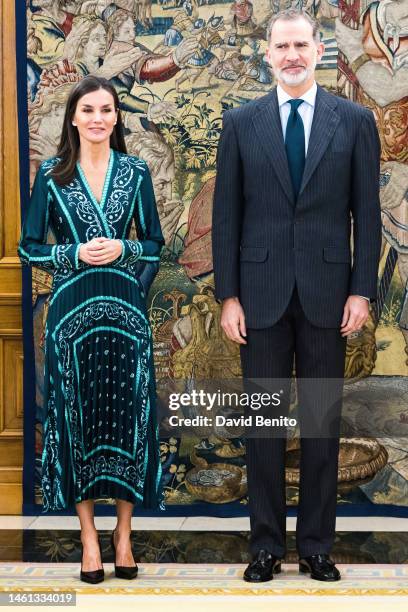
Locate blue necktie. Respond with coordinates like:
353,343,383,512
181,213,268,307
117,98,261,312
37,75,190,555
285,99,305,199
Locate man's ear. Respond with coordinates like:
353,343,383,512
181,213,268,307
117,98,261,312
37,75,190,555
317,42,325,62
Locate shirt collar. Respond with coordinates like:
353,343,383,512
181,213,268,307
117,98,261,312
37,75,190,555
277,81,317,108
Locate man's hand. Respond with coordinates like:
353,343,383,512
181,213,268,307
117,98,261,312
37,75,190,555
79,237,123,266
220,297,247,344
340,295,369,337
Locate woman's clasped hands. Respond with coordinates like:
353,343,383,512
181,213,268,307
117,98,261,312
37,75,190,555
79,237,123,266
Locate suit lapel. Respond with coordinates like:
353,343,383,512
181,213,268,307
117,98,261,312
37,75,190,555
298,85,340,197
252,89,295,205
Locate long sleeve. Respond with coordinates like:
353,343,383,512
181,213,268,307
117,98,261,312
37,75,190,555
349,109,382,300
118,162,164,270
212,110,244,300
18,164,83,272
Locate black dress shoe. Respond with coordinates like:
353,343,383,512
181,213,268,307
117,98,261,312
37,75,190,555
80,538,104,584
243,549,282,582
110,530,138,580
299,554,341,581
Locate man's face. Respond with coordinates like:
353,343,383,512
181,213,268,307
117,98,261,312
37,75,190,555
265,17,324,88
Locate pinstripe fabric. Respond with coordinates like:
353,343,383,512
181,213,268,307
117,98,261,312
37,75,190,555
212,85,381,559
240,287,346,558
212,85,382,329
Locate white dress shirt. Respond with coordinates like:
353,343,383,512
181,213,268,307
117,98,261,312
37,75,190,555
277,81,317,155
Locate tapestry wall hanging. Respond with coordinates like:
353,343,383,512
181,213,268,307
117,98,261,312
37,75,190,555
17,0,408,515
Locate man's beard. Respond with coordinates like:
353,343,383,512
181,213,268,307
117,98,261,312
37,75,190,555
279,66,310,85
276,54,317,86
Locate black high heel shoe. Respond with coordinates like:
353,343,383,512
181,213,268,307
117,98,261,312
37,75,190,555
80,537,104,584
110,529,138,579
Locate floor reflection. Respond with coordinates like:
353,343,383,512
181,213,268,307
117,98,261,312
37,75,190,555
0,530,407,563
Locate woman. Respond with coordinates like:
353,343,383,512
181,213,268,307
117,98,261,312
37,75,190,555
18,75,165,583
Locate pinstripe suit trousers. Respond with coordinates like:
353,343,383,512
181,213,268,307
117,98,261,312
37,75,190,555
240,285,346,558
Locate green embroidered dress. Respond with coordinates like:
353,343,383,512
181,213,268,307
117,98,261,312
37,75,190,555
18,150,165,512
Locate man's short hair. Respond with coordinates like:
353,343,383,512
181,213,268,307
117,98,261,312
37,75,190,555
266,9,321,44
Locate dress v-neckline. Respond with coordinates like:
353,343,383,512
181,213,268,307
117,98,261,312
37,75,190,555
76,149,114,210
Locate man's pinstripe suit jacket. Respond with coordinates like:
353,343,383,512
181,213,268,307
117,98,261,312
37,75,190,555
212,84,382,329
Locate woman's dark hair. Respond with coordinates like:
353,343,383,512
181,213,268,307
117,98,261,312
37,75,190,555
50,75,127,185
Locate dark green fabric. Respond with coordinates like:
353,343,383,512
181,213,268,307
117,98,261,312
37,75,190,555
18,149,165,512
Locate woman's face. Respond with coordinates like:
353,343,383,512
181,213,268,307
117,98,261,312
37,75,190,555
83,24,107,58
117,17,135,43
72,88,118,146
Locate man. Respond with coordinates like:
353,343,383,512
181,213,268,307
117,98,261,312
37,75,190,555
212,10,381,582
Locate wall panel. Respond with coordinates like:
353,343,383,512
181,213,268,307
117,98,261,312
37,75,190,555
0,0,23,514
